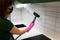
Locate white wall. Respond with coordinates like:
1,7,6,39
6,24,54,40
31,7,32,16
20,2,60,40
11,7,23,25
11,1,60,40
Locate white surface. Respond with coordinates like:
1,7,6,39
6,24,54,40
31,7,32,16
13,27,42,40
11,1,60,40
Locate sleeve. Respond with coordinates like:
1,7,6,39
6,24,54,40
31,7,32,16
0,19,14,32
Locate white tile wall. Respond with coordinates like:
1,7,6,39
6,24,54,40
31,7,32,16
11,7,23,25
41,2,60,40
21,2,60,40
11,1,60,40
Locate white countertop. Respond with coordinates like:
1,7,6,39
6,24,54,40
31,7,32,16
13,27,42,40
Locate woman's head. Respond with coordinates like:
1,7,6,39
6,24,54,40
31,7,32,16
0,0,13,18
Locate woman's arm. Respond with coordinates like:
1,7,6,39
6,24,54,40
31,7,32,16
10,26,27,35
10,22,34,35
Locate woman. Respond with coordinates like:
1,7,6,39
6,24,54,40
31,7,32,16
0,0,34,40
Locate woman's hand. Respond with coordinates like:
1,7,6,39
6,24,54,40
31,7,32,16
27,22,35,32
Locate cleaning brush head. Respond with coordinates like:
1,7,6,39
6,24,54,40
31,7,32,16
33,12,40,17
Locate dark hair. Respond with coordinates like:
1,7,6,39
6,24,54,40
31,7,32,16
0,0,13,18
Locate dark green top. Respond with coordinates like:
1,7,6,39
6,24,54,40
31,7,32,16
0,17,14,40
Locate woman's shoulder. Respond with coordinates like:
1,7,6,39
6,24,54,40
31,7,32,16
0,17,8,23
0,17,12,24
0,17,14,32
